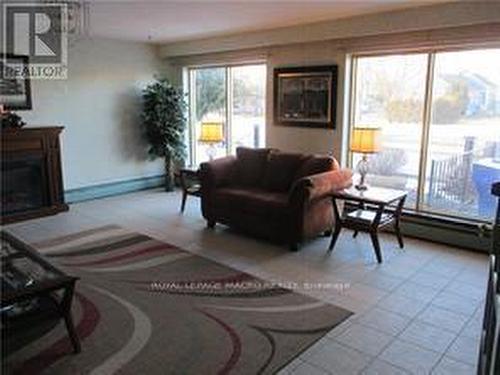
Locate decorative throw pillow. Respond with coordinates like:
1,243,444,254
263,151,307,192
293,155,336,182
234,147,272,187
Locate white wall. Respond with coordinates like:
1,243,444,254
22,38,166,190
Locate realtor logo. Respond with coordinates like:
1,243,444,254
2,3,68,79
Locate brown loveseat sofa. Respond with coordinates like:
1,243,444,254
200,147,352,250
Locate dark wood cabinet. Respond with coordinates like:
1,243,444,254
1,127,68,224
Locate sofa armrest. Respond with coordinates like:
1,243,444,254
200,155,237,188
200,156,238,222
287,169,352,244
289,169,353,204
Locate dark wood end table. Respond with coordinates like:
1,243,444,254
328,186,407,263
1,231,81,354
177,167,201,213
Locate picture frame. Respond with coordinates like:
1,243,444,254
0,54,32,111
274,65,337,129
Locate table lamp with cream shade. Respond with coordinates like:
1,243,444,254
350,127,381,191
199,121,224,161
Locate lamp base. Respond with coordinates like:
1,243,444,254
206,143,218,161
355,154,370,191
355,184,368,191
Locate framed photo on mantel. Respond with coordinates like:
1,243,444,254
274,65,337,129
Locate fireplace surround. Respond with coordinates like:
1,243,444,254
1,127,68,224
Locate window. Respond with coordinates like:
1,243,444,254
353,54,427,209
351,48,500,221
187,64,266,165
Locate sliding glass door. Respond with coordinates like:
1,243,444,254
351,48,500,221
423,49,500,220
188,64,266,165
191,67,227,163
230,65,266,154
353,54,428,208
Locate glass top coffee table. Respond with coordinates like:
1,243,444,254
1,231,81,353
328,186,407,263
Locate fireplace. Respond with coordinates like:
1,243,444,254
2,155,46,215
1,127,68,224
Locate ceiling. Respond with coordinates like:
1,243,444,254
86,0,452,44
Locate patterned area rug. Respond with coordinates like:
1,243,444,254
3,225,351,374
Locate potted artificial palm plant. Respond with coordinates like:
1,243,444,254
141,78,187,191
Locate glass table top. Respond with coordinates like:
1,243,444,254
333,186,407,205
1,234,63,296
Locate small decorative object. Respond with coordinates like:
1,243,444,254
350,127,381,191
199,122,224,160
141,77,187,192
0,54,32,111
274,65,337,129
1,110,26,129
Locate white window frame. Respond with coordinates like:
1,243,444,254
185,62,266,166
348,46,499,223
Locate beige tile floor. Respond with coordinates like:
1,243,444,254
3,189,489,375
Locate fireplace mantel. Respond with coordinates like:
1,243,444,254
1,127,68,224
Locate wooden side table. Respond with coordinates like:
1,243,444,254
178,167,201,213
328,186,407,263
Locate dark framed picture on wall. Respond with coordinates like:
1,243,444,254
274,65,337,129
0,54,32,110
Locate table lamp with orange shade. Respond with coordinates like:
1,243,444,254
350,127,381,191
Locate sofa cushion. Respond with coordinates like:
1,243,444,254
293,155,336,181
234,147,272,187
263,151,307,192
215,187,289,217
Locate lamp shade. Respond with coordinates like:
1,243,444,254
350,127,381,154
199,122,224,143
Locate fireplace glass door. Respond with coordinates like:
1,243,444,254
1,155,48,216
